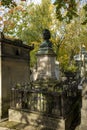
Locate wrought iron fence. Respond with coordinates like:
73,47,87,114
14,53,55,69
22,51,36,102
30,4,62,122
10,88,62,117
10,80,81,118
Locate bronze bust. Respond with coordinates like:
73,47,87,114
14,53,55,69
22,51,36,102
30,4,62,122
40,29,52,48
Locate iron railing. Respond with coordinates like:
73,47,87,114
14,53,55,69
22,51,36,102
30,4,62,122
11,88,63,117
10,81,80,118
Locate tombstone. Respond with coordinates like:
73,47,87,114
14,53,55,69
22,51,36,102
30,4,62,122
31,29,61,81
0,32,33,119
74,45,87,78
35,29,57,81
8,30,81,130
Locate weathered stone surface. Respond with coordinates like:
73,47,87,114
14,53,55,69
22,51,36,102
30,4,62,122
0,38,33,119
35,29,57,81
79,82,87,130
36,55,57,80
9,109,65,130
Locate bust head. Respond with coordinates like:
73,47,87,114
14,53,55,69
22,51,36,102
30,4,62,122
39,29,52,48
43,29,51,40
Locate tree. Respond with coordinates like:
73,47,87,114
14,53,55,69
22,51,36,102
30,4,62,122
3,0,53,66
3,0,52,43
1,0,16,7
3,0,87,70
21,0,52,43
1,0,87,24
51,7,87,72
54,0,87,24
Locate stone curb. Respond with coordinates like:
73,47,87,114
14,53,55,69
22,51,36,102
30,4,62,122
0,127,15,130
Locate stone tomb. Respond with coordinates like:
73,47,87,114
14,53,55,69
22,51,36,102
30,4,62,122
0,33,33,119
9,29,81,130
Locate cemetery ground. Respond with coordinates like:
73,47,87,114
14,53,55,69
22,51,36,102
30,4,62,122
0,119,39,130
0,120,87,130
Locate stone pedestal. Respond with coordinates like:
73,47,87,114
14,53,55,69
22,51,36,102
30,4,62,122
34,29,57,81
36,48,57,80
9,109,65,130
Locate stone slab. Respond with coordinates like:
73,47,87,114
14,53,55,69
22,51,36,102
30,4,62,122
9,109,65,130
0,127,14,130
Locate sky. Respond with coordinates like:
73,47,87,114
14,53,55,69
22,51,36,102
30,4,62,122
27,0,41,4
14,0,40,4
14,0,55,4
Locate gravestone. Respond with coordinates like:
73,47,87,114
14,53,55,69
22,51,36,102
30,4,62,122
36,29,57,81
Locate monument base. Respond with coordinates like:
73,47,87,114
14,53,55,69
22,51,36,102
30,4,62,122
9,106,80,130
9,109,65,130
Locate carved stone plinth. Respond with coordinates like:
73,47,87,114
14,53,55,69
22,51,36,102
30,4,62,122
36,53,57,80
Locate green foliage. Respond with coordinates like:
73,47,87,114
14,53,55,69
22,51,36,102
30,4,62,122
82,4,87,24
54,0,78,23
65,64,78,73
21,0,52,43
1,0,11,6
3,0,53,66
30,44,38,67
2,0,87,24
3,0,52,43
54,0,87,24
1,0,16,7
59,51,78,73
2,0,87,70
59,54,69,72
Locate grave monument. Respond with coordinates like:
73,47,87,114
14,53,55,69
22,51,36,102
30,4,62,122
0,32,33,119
9,29,81,130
